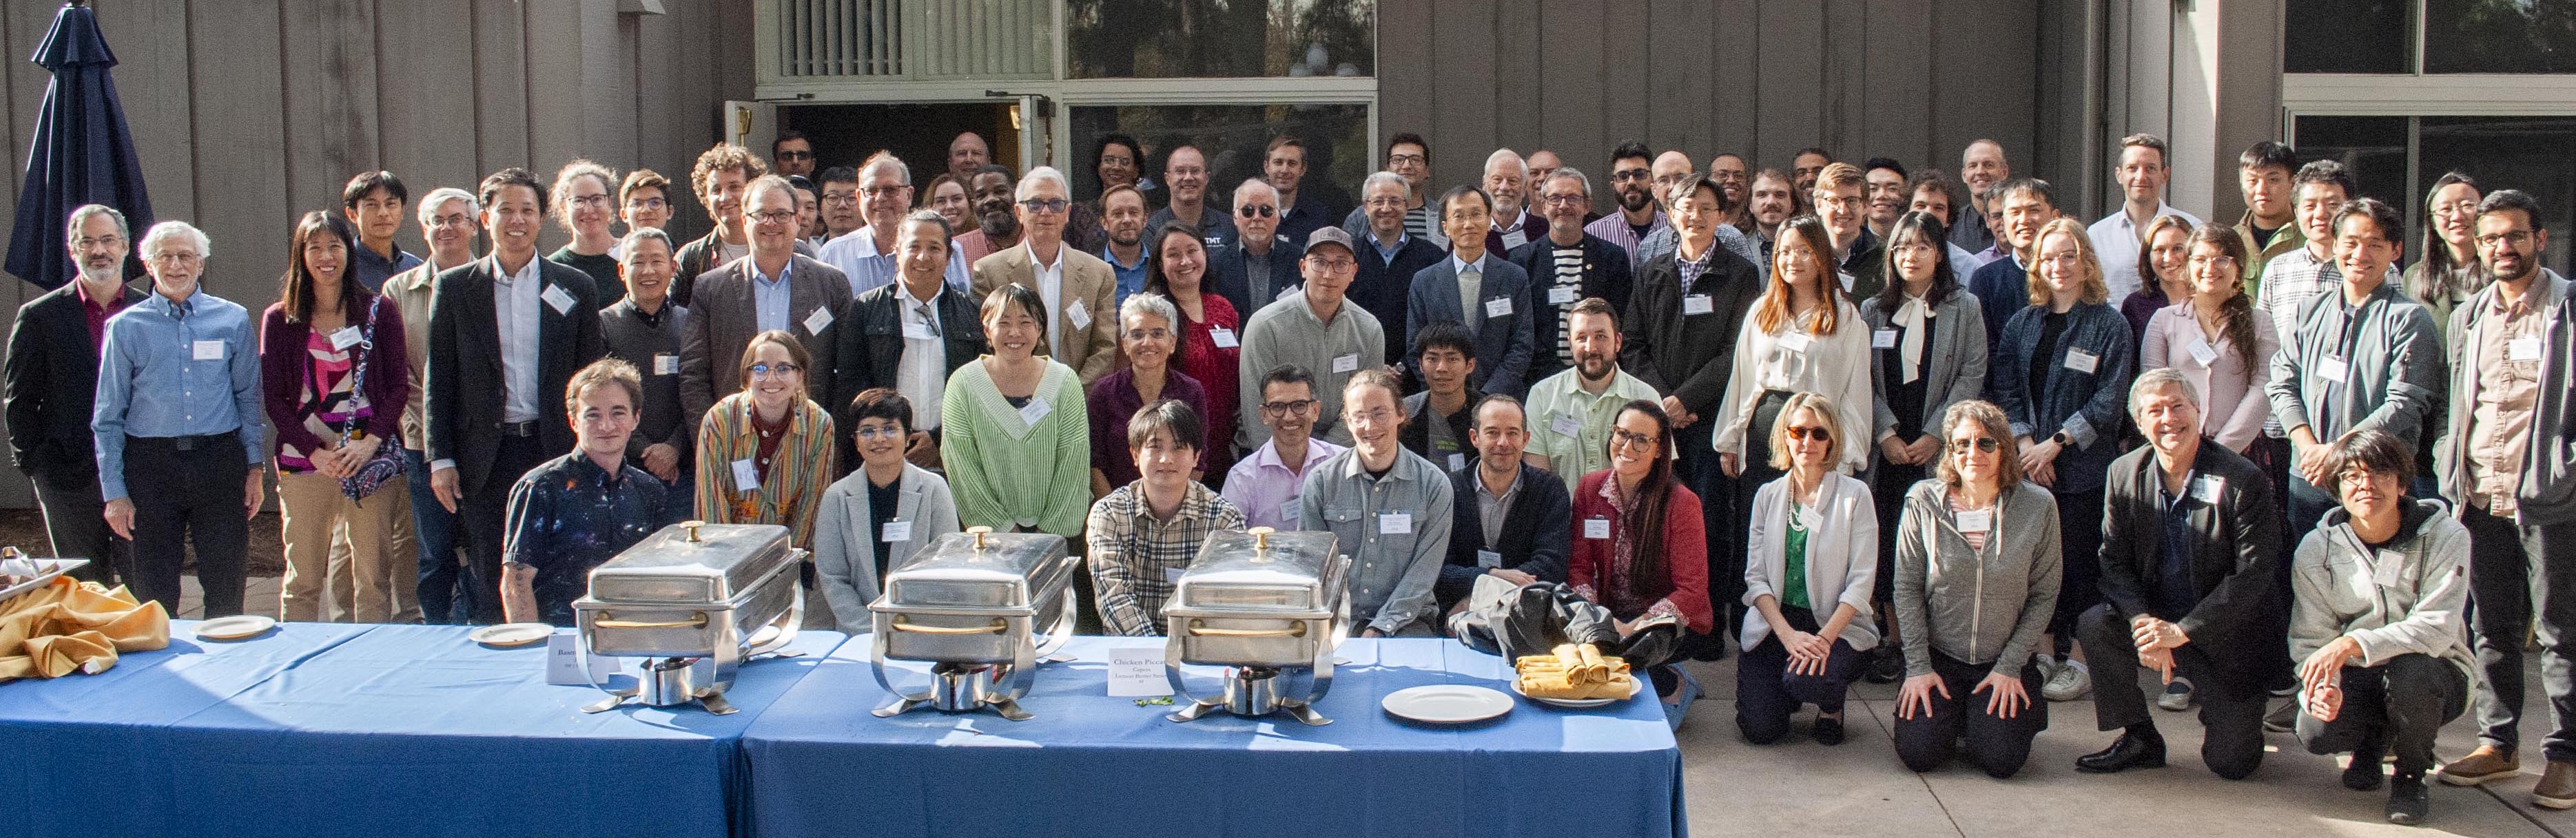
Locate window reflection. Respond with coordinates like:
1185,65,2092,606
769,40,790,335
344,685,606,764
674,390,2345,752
1068,0,1376,79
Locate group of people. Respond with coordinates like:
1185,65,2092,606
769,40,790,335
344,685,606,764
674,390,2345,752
10,124,2570,828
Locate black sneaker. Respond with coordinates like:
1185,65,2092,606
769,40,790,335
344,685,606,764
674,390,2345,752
1866,645,1905,684
2345,744,2388,791
1813,715,1846,746
2386,775,2429,826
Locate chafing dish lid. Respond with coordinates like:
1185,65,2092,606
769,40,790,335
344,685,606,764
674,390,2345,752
1168,528,1341,614
582,522,795,605
877,528,1070,611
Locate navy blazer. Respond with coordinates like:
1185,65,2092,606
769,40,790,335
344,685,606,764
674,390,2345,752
1437,459,1572,609
1407,252,1538,397
1204,235,1303,318
1507,233,1635,384
1967,255,2028,353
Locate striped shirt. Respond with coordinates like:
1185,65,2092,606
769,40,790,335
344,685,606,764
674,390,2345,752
693,392,837,550
1547,244,1586,367
1085,480,1248,636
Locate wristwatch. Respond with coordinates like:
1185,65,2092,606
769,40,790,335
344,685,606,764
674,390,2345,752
2050,430,2072,447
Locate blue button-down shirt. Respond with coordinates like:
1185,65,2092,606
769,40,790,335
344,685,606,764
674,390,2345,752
1104,242,1150,308
350,244,421,294
92,288,263,500
752,258,794,333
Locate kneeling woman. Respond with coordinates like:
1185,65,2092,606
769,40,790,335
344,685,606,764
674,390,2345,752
2291,430,2472,826
1569,400,1713,720
1738,392,1879,746
1891,400,2062,777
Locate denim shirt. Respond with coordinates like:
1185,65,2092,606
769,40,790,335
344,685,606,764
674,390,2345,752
1990,302,2134,495
502,452,676,625
1296,446,1454,634
92,288,264,501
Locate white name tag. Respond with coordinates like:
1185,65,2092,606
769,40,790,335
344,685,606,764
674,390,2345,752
1956,509,1993,533
903,322,936,341
542,284,577,315
654,353,679,375
1067,299,1091,331
1280,499,1300,525
2189,475,2225,505
1485,297,1513,318
1332,353,1360,375
192,339,225,361
1682,294,1713,315
1477,549,1503,569
1447,452,1467,472
1378,512,1412,534
731,458,761,492
803,306,835,336
2373,548,2407,587
880,520,912,543
2186,337,2219,368
1584,517,1611,539
1018,397,1053,426
1208,326,1239,348
1106,644,1171,697
1778,331,1815,354
327,326,362,351
2511,337,2543,362
546,631,623,686
2319,356,2349,384
1871,329,1898,349
2063,349,2099,374
1551,412,1583,439
1548,286,1578,305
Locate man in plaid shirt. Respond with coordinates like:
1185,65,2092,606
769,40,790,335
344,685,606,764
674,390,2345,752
2256,160,2355,351
1086,399,1247,636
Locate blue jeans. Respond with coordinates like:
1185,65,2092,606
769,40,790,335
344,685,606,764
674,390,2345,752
404,448,473,624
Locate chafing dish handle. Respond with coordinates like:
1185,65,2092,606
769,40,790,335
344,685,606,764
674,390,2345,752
594,613,710,629
1183,620,1306,638
891,617,1009,634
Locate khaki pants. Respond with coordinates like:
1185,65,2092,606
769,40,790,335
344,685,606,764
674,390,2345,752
277,469,401,622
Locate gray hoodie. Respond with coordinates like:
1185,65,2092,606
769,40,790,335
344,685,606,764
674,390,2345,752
1892,479,2062,680
2289,496,2476,693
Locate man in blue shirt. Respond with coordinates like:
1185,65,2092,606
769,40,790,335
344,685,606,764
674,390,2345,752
94,220,264,616
1966,178,2063,352
500,359,674,626
1099,184,1151,307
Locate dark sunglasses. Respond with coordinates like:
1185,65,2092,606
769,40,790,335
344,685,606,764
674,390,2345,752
1786,426,1833,443
1239,205,1277,219
1949,437,2001,453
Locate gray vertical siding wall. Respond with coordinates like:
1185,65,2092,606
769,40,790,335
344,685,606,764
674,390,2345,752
0,0,759,508
1378,0,2065,201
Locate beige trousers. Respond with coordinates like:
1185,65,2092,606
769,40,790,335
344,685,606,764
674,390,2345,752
277,469,401,622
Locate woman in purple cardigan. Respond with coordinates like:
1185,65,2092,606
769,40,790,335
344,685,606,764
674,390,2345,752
261,211,410,623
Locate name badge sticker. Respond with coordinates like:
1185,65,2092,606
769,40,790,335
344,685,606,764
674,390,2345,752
2064,349,2099,375
1871,329,1898,349
1379,512,1413,535
1583,518,1611,539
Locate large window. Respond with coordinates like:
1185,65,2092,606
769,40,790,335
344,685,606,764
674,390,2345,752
1068,103,1373,216
2289,0,2576,74
1067,0,1375,79
2292,115,2574,274
2285,1,2413,74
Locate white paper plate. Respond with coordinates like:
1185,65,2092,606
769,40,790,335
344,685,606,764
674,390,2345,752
1381,684,1513,724
469,622,556,648
192,614,276,642
1509,675,1643,709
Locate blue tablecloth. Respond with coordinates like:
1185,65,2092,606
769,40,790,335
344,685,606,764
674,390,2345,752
0,619,376,837
740,637,1687,838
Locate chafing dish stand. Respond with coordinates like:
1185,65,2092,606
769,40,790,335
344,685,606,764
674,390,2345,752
573,521,805,715
868,526,1078,721
1161,527,1350,726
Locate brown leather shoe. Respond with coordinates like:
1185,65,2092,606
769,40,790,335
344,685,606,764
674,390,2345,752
2535,761,2576,810
2438,744,2519,786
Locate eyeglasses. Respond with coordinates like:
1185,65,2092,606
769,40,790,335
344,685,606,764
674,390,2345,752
1949,437,2001,453
1387,154,1428,167
1541,194,1587,207
1306,256,1357,273
1609,428,1659,451
1611,168,1651,182
569,194,610,209
2188,254,2238,269
624,198,668,211
748,362,803,379
1363,196,1406,208
860,186,907,198
72,235,124,250
1786,426,1833,443
775,150,814,161
747,210,798,225
1018,198,1070,214
1260,399,1316,417
2476,231,2535,248
821,193,861,207
1345,407,1398,425
1122,327,1173,342
854,425,906,441
1239,204,1277,219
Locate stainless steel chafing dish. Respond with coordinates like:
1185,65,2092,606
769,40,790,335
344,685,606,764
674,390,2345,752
1161,527,1350,726
573,521,804,715
867,526,1077,720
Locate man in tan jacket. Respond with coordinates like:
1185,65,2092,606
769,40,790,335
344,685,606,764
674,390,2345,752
971,166,1118,385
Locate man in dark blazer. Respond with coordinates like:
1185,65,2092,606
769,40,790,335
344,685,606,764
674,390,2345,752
429,168,606,624
1204,179,1303,317
680,175,853,437
5,205,141,584
1509,167,1635,384
1409,186,1538,399
1436,395,1569,611
1350,172,1445,365
2074,369,2285,779
832,211,987,471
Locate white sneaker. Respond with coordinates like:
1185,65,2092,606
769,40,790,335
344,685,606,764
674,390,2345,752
2158,676,2196,711
2043,658,2092,702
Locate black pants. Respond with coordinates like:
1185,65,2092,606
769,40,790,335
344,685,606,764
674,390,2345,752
2287,472,2335,547
33,473,132,586
1677,415,1737,653
123,434,250,617
2463,507,2576,762
2298,655,2469,777
1722,392,1793,633
1871,456,1928,607
2076,603,2267,779
2048,486,2106,655
1891,651,2049,778
1735,607,1866,744
453,434,549,625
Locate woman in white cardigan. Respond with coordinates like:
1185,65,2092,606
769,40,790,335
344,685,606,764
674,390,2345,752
813,388,962,632
1737,392,1880,746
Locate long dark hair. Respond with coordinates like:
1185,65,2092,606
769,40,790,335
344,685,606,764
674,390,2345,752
2409,171,2480,304
280,211,366,324
2183,222,2260,389
1871,210,1957,311
1141,220,1207,302
1607,399,1679,603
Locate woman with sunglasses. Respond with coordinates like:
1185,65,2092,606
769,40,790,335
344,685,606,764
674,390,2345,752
1145,221,1242,484
1988,216,2134,703
942,284,1092,540
812,388,960,631
1569,399,1712,724
694,330,836,555
1859,210,1988,684
1890,400,2061,777
1737,392,1879,746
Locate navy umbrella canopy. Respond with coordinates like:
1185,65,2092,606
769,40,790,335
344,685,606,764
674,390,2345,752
5,1,152,291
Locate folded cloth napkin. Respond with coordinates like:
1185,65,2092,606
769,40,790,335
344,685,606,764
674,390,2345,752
0,576,169,682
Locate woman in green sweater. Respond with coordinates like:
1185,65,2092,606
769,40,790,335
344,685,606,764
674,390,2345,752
941,283,1092,536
